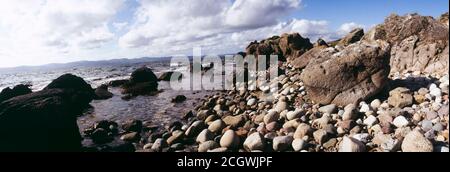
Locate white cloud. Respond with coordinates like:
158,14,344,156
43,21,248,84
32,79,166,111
113,22,128,31
0,0,124,67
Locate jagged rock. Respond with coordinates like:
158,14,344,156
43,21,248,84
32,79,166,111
364,13,449,74
337,28,365,47
388,87,413,108
300,40,391,106
0,84,32,102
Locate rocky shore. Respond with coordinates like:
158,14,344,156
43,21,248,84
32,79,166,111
0,13,448,152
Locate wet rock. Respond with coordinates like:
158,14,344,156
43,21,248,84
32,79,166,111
151,138,168,152
243,132,265,151
167,130,185,145
185,121,205,137
122,67,158,96
0,84,32,102
94,84,113,100
0,74,95,151
171,95,187,103
122,119,143,133
388,87,413,108
120,132,140,142
108,79,129,87
158,71,183,81
300,40,390,106
91,128,113,144
401,130,433,152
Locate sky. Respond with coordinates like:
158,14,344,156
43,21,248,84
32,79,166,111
0,0,448,68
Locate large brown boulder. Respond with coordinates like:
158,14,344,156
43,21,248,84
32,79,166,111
300,40,391,106
0,74,95,152
363,13,449,74
337,28,364,47
291,43,329,69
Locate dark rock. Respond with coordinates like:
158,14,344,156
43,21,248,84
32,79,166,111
300,40,391,106
91,128,113,144
122,119,143,133
122,67,158,96
171,95,187,103
0,84,32,102
94,84,113,100
108,79,129,87
0,74,95,152
158,71,183,81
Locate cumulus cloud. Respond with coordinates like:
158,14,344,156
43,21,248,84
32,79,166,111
0,0,124,66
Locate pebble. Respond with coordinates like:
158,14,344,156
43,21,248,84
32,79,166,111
323,138,338,149
393,116,409,128
198,141,219,152
352,133,371,143
286,109,303,121
421,120,433,132
196,129,214,143
264,110,279,125
343,104,357,120
313,129,328,145
294,123,312,139
185,121,205,137
167,130,184,145
247,98,257,106
208,119,226,133
274,97,288,113
151,138,167,152
220,130,240,149
120,132,140,142
370,99,381,110
363,115,378,127
292,139,306,151
338,136,366,152
401,130,433,152
432,123,444,132
318,104,336,114
429,84,442,98
359,102,371,113
272,136,294,151
223,115,245,129
243,132,265,151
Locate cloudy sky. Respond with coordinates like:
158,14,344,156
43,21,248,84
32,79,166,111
0,0,448,68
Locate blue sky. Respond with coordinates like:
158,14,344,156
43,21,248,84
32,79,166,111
0,0,448,68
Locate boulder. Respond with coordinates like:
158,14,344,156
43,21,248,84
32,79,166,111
300,40,391,106
363,13,449,74
94,84,113,100
122,67,158,96
0,74,95,152
291,44,329,69
337,28,364,47
0,84,32,102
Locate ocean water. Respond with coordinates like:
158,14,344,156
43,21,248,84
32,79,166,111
0,58,233,135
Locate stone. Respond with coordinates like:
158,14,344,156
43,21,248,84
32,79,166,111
274,97,288,113
432,123,444,132
286,109,303,121
208,147,228,152
421,120,433,132
430,83,442,98
363,115,378,127
294,123,313,139
94,84,113,100
122,119,143,133
370,99,382,110
266,122,280,132
401,130,433,152
343,104,357,120
393,116,409,128
313,129,328,145
291,44,329,69
167,130,184,145
208,119,226,133
120,132,140,142
318,104,337,114
185,121,205,137
196,129,215,143
339,136,366,152
198,141,219,152
223,115,245,129
0,74,95,151
264,110,279,125
220,130,240,149
0,84,32,102
243,132,265,151
247,98,257,106
122,67,158,96
363,13,449,75
359,103,371,113
292,139,306,151
373,133,400,152
273,136,294,151
337,28,365,47
151,138,167,152
300,40,391,106
171,95,187,103
91,128,113,144
352,133,371,143
388,87,413,108
158,71,183,81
